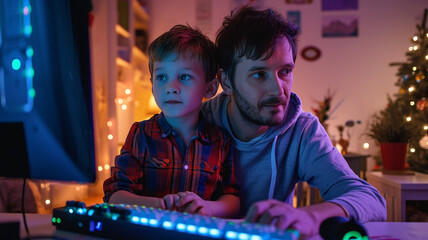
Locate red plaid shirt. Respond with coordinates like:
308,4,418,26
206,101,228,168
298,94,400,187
103,113,238,202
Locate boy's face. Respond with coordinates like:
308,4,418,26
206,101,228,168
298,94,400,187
225,37,294,126
152,53,215,120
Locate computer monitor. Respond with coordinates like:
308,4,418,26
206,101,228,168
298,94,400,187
0,0,96,182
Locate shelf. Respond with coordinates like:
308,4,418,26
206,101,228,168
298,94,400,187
133,0,149,29
116,57,130,68
116,24,130,38
132,46,147,61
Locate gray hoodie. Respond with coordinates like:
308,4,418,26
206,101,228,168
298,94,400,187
201,92,386,222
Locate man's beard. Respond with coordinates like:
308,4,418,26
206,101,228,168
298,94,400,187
232,87,287,126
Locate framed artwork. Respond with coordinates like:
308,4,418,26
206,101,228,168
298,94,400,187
196,0,212,33
322,15,358,37
322,0,358,11
233,0,265,9
285,0,313,4
287,11,301,32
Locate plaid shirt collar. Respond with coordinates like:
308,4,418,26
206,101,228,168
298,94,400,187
156,112,220,145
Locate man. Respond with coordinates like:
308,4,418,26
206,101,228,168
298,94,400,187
201,6,386,236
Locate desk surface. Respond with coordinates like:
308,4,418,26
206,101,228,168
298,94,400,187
1,213,427,240
367,171,428,189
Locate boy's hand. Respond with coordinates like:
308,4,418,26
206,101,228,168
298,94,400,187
176,191,213,216
162,193,180,210
162,191,213,216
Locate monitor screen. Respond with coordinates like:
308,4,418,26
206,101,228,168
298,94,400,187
0,0,96,182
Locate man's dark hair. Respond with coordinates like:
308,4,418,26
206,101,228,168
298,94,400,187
216,6,299,84
148,24,217,82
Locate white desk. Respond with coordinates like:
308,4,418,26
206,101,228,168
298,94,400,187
1,213,428,240
366,171,428,222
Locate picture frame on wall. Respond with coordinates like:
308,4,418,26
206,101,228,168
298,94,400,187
287,11,301,33
322,15,358,37
196,0,212,33
233,0,265,9
322,0,358,11
285,0,313,4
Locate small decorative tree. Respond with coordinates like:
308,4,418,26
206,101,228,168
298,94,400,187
368,97,415,143
368,9,428,173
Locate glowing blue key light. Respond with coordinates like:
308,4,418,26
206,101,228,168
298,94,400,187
149,219,158,226
162,221,173,229
250,235,263,240
68,209,74,214
238,233,250,240
140,217,149,224
187,225,197,233
198,227,209,235
88,209,95,216
177,223,186,232
77,208,87,215
226,231,238,239
131,216,140,223
95,222,102,231
209,228,221,238
111,214,119,221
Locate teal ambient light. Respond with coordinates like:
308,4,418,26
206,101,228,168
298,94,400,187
11,59,21,70
0,0,34,112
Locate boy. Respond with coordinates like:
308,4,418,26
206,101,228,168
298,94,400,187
103,25,239,218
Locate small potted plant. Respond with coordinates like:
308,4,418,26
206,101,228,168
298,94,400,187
367,96,416,173
336,120,361,155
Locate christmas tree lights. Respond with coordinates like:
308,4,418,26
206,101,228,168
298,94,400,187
388,9,428,173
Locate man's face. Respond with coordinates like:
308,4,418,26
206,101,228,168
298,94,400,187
230,38,294,126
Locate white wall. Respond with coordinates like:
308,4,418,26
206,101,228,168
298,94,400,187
147,0,428,160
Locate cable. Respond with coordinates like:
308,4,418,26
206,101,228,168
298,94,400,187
21,177,30,240
19,180,67,240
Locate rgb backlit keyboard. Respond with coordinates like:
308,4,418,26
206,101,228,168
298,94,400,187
52,201,299,240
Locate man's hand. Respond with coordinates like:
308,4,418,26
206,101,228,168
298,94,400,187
246,199,318,236
162,191,214,216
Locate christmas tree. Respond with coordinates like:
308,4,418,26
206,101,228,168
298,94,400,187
389,9,428,173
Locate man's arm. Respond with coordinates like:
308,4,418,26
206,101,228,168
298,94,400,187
299,117,386,223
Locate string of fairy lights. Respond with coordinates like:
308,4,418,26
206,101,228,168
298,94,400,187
99,88,134,172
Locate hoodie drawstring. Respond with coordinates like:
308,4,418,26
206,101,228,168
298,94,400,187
268,135,278,199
